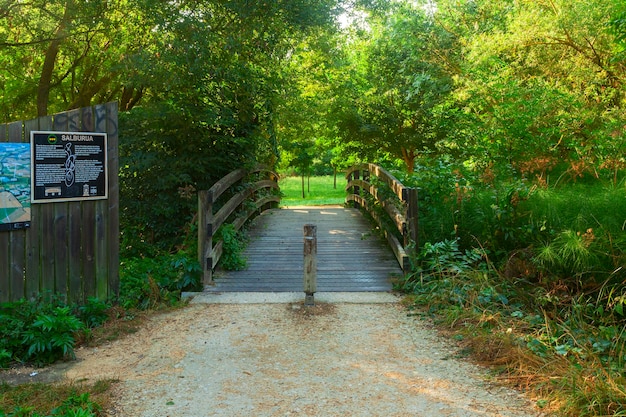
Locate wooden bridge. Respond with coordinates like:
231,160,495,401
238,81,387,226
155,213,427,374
198,164,418,293
205,206,402,292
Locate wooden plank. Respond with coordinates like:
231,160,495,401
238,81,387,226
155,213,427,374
68,199,82,299
0,123,10,301
52,107,80,302
49,110,72,300
8,121,26,299
34,163,55,295
91,105,110,300
211,187,250,234
82,201,96,299
93,104,108,300
104,102,120,298
0,230,9,302
95,201,108,300
207,169,246,204
25,117,54,296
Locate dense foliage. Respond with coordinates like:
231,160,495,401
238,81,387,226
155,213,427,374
0,297,109,367
1,0,340,254
327,1,626,179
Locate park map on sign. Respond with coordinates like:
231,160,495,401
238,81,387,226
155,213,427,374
0,143,31,230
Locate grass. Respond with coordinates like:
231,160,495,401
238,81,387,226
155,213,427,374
279,175,346,206
0,379,114,416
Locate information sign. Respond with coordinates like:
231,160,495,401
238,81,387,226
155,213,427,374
31,131,108,203
0,143,31,231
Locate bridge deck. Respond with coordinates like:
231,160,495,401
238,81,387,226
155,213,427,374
205,206,402,292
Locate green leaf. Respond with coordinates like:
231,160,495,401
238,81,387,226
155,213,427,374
614,302,624,316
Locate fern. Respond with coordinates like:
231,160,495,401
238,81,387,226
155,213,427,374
22,307,84,364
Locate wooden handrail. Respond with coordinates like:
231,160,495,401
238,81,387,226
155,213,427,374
198,166,280,285
345,163,418,273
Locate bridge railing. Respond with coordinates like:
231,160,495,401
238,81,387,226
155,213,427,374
198,166,280,285
346,163,417,273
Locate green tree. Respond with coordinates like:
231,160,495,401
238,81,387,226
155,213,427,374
334,3,457,173
0,0,149,120
442,0,626,181
117,0,339,252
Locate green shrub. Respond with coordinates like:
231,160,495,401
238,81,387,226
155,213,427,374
119,251,202,309
215,224,248,271
0,297,111,368
78,298,110,329
22,306,85,365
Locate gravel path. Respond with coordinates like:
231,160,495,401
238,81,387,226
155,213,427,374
60,294,540,417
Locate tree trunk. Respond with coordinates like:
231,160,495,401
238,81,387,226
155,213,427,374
37,1,73,116
401,147,416,174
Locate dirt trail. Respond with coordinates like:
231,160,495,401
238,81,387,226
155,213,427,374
45,295,543,417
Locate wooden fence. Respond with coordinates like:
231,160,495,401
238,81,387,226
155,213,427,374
346,163,418,273
0,103,119,303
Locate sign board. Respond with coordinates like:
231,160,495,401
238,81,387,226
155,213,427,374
31,131,108,203
0,143,31,231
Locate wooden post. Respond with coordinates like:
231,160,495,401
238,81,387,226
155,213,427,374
198,189,214,286
303,224,317,306
353,169,360,209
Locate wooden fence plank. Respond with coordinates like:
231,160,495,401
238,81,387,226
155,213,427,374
31,117,53,299
68,201,82,300
8,122,25,299
95,202,108,300
25,118,54,299
39,203,57,292
50,110,83,302
106,102,120,298
92,104,107,300
82,201,96,299
0,124,10,301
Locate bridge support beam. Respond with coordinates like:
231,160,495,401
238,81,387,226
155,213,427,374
303,224,317,306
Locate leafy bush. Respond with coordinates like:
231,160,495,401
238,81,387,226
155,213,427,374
215,224,248,271
0,297,110,367
119,251,202,310
118,105,256,257
22,307,85,365
78,298,110,329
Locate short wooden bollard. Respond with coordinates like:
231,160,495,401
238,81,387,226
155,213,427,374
303,224,317,306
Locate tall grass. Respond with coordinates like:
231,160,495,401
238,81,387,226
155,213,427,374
279,175,346,206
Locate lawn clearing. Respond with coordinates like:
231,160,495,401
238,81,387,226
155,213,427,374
279,175,346,206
